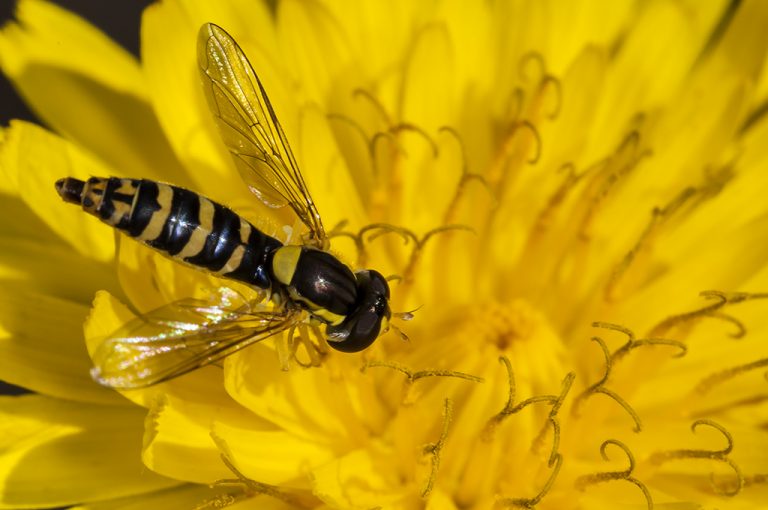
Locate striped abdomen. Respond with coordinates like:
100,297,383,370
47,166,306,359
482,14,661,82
55,177,282,289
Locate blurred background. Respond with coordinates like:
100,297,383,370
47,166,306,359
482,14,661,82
0,0,155,126
0,0,154,396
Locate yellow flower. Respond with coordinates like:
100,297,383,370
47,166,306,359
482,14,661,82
2,0,768,508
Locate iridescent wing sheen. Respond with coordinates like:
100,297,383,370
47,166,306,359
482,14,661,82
91,293,300,389
197,22,327,247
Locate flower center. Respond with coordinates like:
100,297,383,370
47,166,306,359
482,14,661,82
427,299,572,506
466,300,567,382
472,299,540,350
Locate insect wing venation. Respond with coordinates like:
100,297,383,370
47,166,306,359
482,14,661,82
87,23,349,390
197,23,327,247
91,293,300,389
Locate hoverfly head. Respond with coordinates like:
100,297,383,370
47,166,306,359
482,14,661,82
325,269,391,353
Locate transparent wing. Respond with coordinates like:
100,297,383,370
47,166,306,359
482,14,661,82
197,22,327,247
91,291,300,389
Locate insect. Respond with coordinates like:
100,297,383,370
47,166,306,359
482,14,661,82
55,23,394,389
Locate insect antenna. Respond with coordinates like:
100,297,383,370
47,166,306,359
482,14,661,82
392,305,421,322
388,322,410,343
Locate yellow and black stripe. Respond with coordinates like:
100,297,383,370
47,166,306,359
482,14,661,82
56,174,393,353
55,176,282,289
271,245,355,326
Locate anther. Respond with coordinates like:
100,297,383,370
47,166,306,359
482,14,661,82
193,494,238,509
209,434,312,508
390,123,439,158
531,162,590,235
742,473,768,489
353,88,393,127
651,419,744,497
572,336,643,432
708,312,746,339
328,222,413,267
518,120,542,164
421,398,453,498
606,187,697,301
695,357,768,394
325,113,370,149
488,118,543,193
531,372,575,466
575,440,653,510
362,223,415,245
362,360,481,405
592,321,686,361
649,290,768,337
370,131,407,176
497,453,562,508
518,52,547,83
483,356,559,441
361,360,483,386
578,131,651,240
438,126,495,224
505,87,525,121
215,454,306,506
331,220,473,289
539,75,562,120
402,224,474,284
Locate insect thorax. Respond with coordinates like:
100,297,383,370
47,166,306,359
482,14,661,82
270,246,358,326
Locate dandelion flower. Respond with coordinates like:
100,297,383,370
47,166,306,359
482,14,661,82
2,0,768,509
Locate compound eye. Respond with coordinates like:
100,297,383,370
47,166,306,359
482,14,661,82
370,270,390,299
326,309,383,353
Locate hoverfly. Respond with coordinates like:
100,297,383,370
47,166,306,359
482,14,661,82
55,23,393,389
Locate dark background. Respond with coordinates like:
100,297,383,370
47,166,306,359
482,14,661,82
0,1,153,396
0,0,155,126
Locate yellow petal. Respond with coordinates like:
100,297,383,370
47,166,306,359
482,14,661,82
541,47,608,166
425,489,460,510
0,121,114,262
0,286,123,405
70,485,229,510
697,0,768,85
537,0,637,74
226,499,297,510
142,394,230,484
225,341,346,440
0,395,176,508
0,190,53,242
323,1,421,79
213,419,335,487
297,106,367,243
176,0,280,56
225,343,386,445
310,448,410,509
0,237,117,305
588,0,714,148
278,0,352,104
0,0,143,96
398,25,457,231
400,23,455,133
140,1,234,199
0,0,186,183
643,423,768,506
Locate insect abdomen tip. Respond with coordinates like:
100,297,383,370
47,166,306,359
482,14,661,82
56,177,85,204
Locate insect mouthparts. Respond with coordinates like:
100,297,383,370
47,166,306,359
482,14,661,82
55,177,85,204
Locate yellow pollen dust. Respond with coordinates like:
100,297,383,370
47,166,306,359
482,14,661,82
470,300,548,349
458,299,569,399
